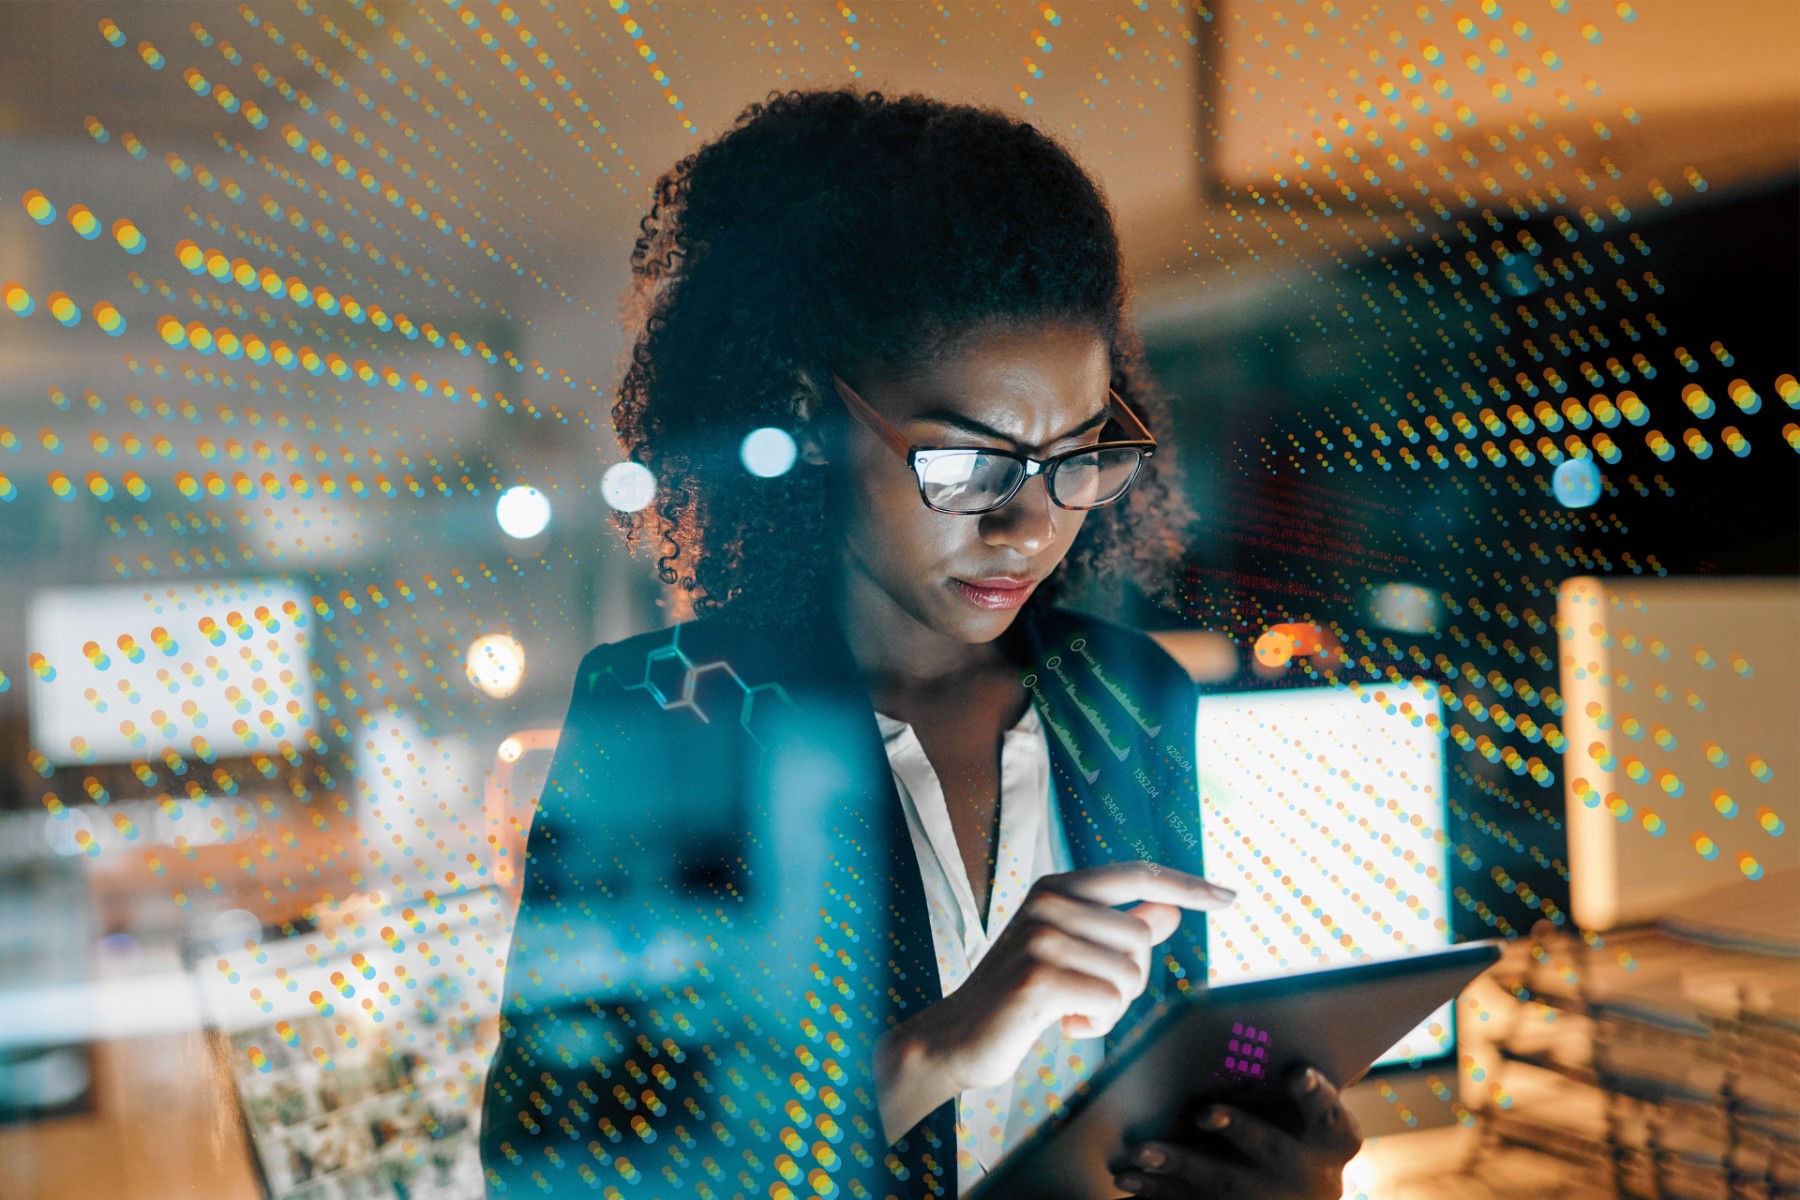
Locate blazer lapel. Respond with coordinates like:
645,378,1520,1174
1015,601,1162,874
776,602,961,1188
1014,600,1199,1057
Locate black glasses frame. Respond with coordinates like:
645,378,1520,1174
827,373,1158,515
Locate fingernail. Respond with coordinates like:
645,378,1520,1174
1202,1106,1231,1130
1211,884,1237,901
1114,1170,1144,1192
1135,1145,1166,1170
1299,1067,1323,1094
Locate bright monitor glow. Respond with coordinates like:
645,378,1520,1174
1197,681,1454,1068
27,580,317,766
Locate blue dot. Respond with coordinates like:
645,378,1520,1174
1552,458,1601,507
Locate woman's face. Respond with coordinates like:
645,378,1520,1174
823,321,1114,646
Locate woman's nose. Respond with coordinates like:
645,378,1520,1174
979,472,1055,555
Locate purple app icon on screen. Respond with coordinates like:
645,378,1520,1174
1223,1020,1270,1079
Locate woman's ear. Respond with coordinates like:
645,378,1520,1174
794,367,830,466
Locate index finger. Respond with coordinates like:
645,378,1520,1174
1037,861,1236,911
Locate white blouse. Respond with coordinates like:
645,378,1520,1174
873,701,1105,1193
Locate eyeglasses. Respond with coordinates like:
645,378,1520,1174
828,373,1157,515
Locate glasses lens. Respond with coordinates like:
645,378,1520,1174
918,450,1024,513
1051,448,1143,508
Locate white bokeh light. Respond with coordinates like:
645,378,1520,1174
739,427,798,478
1368,581,1441,634
601,461,657,512
466,633,526,698
495,485,552,539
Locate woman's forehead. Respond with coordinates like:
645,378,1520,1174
882,323,1107,393
886,346,1114,451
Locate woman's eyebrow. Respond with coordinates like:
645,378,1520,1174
906,406,1111,450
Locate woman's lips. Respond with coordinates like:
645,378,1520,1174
951,577,1037,610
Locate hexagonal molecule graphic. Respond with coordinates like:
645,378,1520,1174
590,624,797,749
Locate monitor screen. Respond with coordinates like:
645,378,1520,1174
1197,680,1455,1067
27,579,318,766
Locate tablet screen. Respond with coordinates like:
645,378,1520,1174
1197,681,1456,1066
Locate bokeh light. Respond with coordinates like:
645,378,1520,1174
739,426,798,478
1552,457,1603,507
464,633,526,699
494,484,551,540
601,460,657,512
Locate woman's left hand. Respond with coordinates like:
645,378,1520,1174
1111,1063,1364,1199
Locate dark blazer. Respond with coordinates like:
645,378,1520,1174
479,596,1207,1198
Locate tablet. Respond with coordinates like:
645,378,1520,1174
965,941,1503,1200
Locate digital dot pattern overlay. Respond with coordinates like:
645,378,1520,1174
0,2,1794,1197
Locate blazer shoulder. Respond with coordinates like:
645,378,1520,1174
567,613,751,699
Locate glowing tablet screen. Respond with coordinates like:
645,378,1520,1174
1197,682,1455,1068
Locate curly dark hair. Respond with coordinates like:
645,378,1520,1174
608,85,1196,633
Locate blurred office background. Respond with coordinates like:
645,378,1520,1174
0,2,1794,1198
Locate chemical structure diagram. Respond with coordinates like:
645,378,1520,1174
587,624,798,749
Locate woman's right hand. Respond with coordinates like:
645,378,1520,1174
876,861,1236,1139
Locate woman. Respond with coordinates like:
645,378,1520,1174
480,87,1362,1199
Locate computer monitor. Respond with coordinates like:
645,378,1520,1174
1196,680,1455,1069
1559,576,1798,933
26,580,317,766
